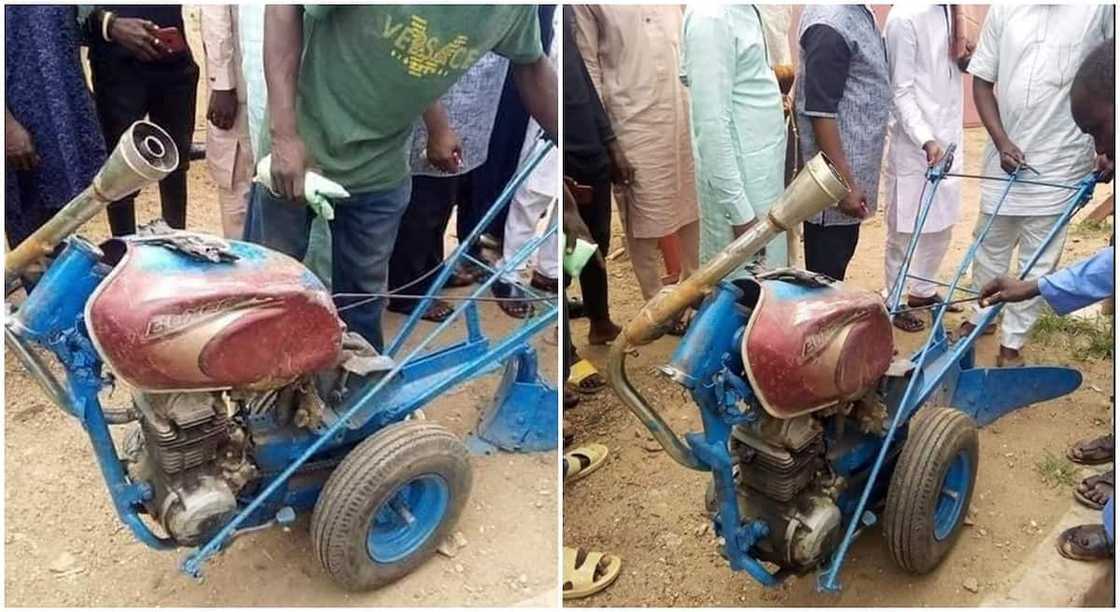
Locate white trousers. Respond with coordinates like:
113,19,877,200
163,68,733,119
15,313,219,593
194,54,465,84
884,226,953,300
499,148,559,282
967,213,1068,350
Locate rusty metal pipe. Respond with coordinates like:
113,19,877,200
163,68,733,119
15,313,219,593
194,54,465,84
5,121,178,289
606,152,849,470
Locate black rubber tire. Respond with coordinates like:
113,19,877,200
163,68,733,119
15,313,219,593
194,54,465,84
310,421,472,591
883,405,979,574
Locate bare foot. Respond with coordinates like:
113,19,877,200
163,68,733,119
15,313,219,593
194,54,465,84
588,319,622,346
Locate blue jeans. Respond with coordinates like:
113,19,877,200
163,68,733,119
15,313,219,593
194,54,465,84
244,180,412,351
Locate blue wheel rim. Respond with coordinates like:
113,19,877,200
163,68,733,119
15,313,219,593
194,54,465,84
367,474,450,563
933,451,970,541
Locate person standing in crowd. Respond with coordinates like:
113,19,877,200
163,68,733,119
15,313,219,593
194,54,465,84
981,40,1115,562
959,5,1113,367
495,8,562,310
682,4,788,277
796,5,890,281
571,5,700,304
253,6,557,352
562,4,632,394
5,5,107,261
83,6,199,236
200,5,253,240
387,53,510,322
882,5,972,333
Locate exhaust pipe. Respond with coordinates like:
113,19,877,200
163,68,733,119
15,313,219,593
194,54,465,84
606,152,849,469
5,121,179,288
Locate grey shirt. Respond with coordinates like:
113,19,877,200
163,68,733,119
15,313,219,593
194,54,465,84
796,5,890,226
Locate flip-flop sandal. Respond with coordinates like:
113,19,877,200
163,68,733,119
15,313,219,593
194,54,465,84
568,359,607,395
446,269,476,288
531,270,559,294
564,383,581,410
386,300,454,322
587,322,622,346
1069,434,1115,465
1056,524,1113,561
562,546,622,600
951,321,996,342
564,443,609,484
492,281,535,319
1074,470,1113,511
909,294,964,313
893,311,926,333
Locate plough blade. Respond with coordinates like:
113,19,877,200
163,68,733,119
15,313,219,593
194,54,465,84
950,366,1083,426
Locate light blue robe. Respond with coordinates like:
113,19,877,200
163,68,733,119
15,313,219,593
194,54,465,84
681,4,788,276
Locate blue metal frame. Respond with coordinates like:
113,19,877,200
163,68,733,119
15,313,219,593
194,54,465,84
816,166,1099,592
4,140,560,582
654,155,1100,594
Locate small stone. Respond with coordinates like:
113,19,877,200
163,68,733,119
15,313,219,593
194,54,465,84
978,528,988,537
963,577,980,593
49,552,78,574
695,523,710,536
453,531,468,548
518,573,529,585
454,563,465,574
437,540,458,558
963,515,975,526
1029,520,1038,530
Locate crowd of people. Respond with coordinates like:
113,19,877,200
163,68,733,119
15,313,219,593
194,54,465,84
560,3,1114,600
5,4,561,355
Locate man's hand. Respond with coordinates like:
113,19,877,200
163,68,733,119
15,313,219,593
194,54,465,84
732,218,759,239
979,276,1040,307
5,114,38,171
837,185,869,219
606,140,634,187
109,17,167,62
997,140,1026,175
1095,153,1114,183
207,89,238,131
563,182,600,269
270,133,308,201
923,140,945,167
426,126,463,174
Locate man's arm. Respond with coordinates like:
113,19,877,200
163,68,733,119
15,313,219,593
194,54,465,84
263,5,306,200
421,101,462,174
973,77,1024,174
200,5,238,131
683,9,756,235
981,247,1114,315
885,16,942,166
511,57,557,143
570,6,606,103
966,6,1022,175
801,24,866,219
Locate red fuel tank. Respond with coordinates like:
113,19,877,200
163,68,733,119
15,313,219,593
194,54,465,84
741,277,893,419
86,236,344,392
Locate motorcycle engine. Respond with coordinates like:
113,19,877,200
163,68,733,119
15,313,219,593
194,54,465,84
124,390,264,545
720,413,845,573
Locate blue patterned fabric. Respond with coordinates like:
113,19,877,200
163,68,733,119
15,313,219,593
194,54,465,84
5,5,107,245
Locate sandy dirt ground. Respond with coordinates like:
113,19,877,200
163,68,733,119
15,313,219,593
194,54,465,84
563,127,1114,607
5,10,559,606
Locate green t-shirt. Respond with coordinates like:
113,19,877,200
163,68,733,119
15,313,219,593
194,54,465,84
283,5,543,193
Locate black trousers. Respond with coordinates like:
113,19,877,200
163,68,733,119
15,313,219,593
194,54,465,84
387,174,472,312
89,53,198,236
803,221,861,281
